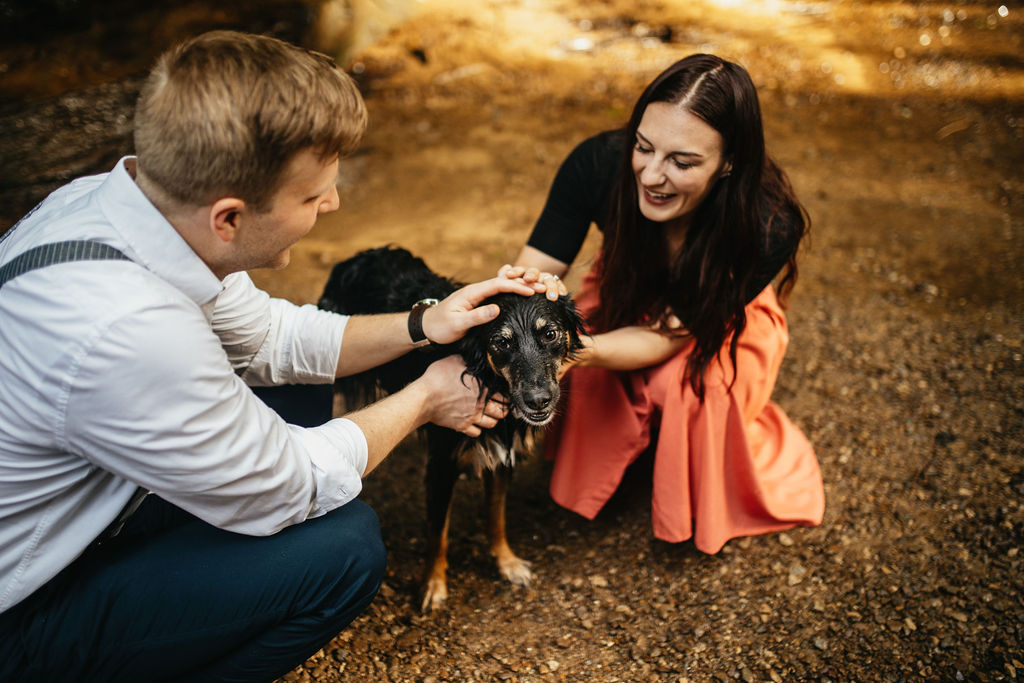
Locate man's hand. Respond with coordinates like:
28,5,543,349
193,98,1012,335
349,354,511,474
419,276,535,345
418,355,508,437
498,264,569,301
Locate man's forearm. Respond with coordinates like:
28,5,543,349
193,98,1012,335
335,312,416,377
333,275,537,378
343,379,431,475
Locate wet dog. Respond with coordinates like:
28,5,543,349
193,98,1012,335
318,246,585,611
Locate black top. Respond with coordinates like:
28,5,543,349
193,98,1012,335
526,130,801,303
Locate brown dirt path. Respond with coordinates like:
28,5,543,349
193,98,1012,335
1,0,1022,680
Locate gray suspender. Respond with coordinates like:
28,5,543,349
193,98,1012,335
0,240,131,290
0,237,146,540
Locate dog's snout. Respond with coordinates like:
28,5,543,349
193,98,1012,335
524,387,553,411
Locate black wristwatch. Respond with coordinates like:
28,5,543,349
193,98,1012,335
408,298,439,348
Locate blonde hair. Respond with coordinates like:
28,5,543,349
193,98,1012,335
134,31,367,212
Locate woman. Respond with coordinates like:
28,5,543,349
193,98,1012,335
504,54,824,553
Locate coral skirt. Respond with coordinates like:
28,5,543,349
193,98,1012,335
546,270,824,553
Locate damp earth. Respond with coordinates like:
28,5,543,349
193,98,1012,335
1,0,1022,680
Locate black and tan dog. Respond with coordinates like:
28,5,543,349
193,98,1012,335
318,246,585,611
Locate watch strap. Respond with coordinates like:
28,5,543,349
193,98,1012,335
408,298,438,347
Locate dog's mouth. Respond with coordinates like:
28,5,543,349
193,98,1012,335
513,404,557,427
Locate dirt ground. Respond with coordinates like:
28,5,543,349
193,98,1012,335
1,0,1022,680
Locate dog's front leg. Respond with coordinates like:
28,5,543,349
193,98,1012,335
483,464,534,587
422,433,460,612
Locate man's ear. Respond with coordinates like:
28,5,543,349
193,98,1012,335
210,197,247,244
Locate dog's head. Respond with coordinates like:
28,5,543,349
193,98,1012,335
458,292,586,427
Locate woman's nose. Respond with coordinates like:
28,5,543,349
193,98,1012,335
639,159,665,186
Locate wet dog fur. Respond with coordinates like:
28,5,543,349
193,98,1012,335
318,246,585,611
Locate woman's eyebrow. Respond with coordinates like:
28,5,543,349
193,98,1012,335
636,130,704,159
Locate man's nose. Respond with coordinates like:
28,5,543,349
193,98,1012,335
321,185,340,213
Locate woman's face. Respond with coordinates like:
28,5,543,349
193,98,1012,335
631,102,731,228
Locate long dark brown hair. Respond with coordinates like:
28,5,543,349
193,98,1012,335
591,54,808,399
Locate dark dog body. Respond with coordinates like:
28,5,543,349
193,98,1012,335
319,246,584,610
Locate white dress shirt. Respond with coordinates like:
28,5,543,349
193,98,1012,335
0,158,369,612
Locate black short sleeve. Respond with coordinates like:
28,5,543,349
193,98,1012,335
525,130,624,265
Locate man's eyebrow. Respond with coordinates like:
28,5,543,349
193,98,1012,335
635,130,704,158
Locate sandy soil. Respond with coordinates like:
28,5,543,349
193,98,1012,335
1,0,1022,680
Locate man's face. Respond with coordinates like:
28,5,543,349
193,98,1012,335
239,149,341,271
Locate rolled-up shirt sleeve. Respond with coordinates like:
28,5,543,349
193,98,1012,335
294,418,368,516
211,272,349,386
62,294,367,535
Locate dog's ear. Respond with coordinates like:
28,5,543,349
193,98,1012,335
556,295,588,357
457,331,489,380
452,329,500,401
456,300,512,400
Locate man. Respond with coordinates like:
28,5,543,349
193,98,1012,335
0,31,541,681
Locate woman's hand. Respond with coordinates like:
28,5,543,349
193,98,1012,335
656,313,685,332
498,264,568,301
557,333,595,379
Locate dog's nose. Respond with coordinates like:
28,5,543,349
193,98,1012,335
524,388,553,412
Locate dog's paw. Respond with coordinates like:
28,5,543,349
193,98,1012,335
497,555,534,587
420,577,449,612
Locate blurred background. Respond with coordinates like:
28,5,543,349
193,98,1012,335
1,1,1022,680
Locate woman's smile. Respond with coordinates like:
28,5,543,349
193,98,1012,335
631,102,730,228
642,187,675,203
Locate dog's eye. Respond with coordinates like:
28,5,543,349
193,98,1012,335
491,336,512,352
541,328,559,343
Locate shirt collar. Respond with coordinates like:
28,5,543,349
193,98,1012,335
97,157,224,308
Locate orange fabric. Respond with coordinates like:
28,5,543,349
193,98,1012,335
547,266,824,553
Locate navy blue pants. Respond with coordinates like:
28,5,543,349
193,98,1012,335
0,384,384,682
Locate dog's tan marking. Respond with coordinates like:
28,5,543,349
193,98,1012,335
421,505,452,612
484,469,533,587
486,351,500,377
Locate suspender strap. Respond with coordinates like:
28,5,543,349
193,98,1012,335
0,240,131,290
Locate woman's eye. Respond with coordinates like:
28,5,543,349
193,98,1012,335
634,141,652,154
672,159,693,170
